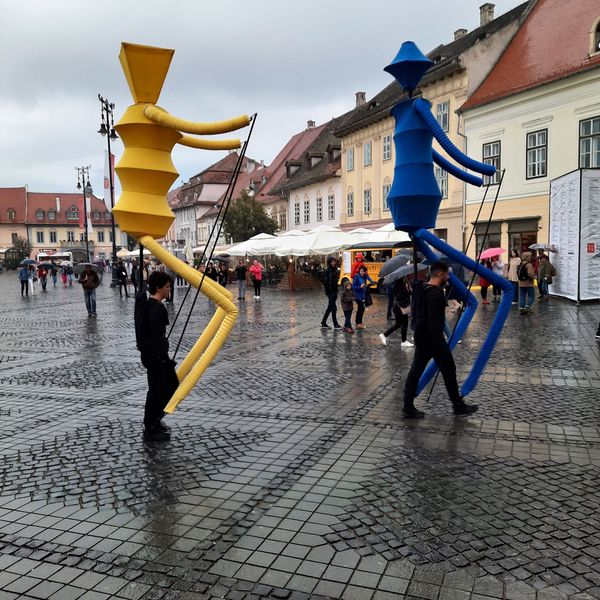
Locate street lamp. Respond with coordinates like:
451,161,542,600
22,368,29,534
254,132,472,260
75,166,93,262
98,94,119,287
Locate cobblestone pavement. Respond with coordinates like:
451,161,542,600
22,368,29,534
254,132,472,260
1,271,600,600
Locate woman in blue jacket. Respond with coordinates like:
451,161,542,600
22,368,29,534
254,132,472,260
352,265,374,329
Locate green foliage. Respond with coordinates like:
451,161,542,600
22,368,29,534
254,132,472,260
12,236,32,261
223,191,278,244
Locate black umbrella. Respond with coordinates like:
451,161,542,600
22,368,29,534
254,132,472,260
19,258,37,266
383,262,428,285
38,262,55,269
74,263,103,275
378,254,411,278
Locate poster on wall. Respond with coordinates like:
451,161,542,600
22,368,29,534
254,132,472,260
549,168,600,301
549,170,580,301
579,170,600,300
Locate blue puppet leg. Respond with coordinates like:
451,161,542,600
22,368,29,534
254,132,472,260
413,234,477,395
413,228,513,397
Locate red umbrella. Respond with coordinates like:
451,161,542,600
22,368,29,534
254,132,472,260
479,247,506,260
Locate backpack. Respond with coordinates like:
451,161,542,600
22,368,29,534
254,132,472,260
517,264,530,281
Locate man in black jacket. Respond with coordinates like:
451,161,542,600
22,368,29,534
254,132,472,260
403,261,478,419
321,257,342,330
139,271,178,441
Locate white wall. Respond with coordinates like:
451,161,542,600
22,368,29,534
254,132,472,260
465,69,600,207
287,178,342,231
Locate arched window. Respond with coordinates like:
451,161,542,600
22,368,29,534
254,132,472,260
591,18,600,54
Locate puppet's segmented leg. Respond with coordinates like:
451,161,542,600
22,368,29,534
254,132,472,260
413,228,513,397
139,236,238,413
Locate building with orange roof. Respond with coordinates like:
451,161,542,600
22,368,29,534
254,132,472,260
0,187,28,250
461,0,600,255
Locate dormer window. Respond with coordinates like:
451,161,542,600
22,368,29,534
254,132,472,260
93,210,100,220
593,18,600,53
48,210,56,220
6,208,16,220
36,209,44,220
104,211,110,219
66,205,79,220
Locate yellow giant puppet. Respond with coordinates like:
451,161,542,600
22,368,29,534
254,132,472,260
113,42,250,413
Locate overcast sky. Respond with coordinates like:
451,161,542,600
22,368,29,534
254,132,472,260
0,0,523,196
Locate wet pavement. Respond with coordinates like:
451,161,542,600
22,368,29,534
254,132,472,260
1,271,600,600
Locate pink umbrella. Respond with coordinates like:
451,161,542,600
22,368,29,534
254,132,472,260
479,247,506,260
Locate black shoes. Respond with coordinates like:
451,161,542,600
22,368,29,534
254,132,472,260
143,423,171,442
453,400,479,416
320,323,330,329
333,324,343,330
402,405,425,419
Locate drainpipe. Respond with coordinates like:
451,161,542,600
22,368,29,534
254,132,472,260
456,112,468,254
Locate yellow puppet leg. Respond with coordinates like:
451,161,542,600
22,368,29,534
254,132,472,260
139,236,238,413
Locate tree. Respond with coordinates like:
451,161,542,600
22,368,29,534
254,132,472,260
223,191,278,243
12,236,32,261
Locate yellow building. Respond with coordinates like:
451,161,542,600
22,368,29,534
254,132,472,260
334,2,528,250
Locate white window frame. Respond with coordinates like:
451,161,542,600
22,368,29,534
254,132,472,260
346,147,354,172
294,202,300,225
526,129,547,179
303,199,310,224
382,135,391,161
579,116,600,168
436,101,450,132
363,141,372,166
363,188,372,215
347,192,354,217
382,184,391,211
97,230,105,242
36,231,44,243
435,166,448,199
49,231,57,243
483,141,501,185
316,197,323,222
327,194,335,220
67,231,75,242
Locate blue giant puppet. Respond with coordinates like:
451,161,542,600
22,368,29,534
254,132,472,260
384,41,512,397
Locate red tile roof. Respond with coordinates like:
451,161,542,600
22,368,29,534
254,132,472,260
462,0,600,110
26,192,114,226
255,124,326,204
0,187,27,223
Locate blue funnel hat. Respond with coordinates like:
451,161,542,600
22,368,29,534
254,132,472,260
384,41,433,93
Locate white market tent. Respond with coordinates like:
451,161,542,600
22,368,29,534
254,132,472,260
227,224,410,257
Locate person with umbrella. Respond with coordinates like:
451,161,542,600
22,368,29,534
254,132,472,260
77,264,100,317
37,264,48,292
379,274,413,347
18,264,29,296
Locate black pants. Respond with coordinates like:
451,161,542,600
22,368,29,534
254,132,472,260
252,278,261,297
480,286,488,300
321,292,339,326
403,335,461,407
492,284,502,297
142,358,179,429
384,305,408,341
355,300,365,325
118,281,129,298
20,280,28,296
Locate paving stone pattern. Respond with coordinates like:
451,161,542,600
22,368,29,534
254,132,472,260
0,272,599,599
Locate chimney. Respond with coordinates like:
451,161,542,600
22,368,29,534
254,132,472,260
479,3,495,27
355,91,366,107
454,28,468,40
307,120,315,129
55,196,60,213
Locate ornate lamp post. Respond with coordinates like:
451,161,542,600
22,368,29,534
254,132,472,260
98,94,119,287
75,166,93,262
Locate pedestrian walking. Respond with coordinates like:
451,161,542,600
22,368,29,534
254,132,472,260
50,266,58,287
205,261,218,282
537,254,556,300
385,283,395,320
320,257,342,329
352,265,374,329
78,264,100,317
28,266,37,296
340,278,355,333
66,265,74,287
403,261,478,419
137,271,178,442
490,256,504,301
131,259,139,295
235,260,247,300
504,249,520,305
379,276,413,347
217,263,229,287
18,265,29,296
61,266,68,286
115,259,129,298
517,251,536,314
479,260,491,304
38,266,48,291
249,260,263,299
